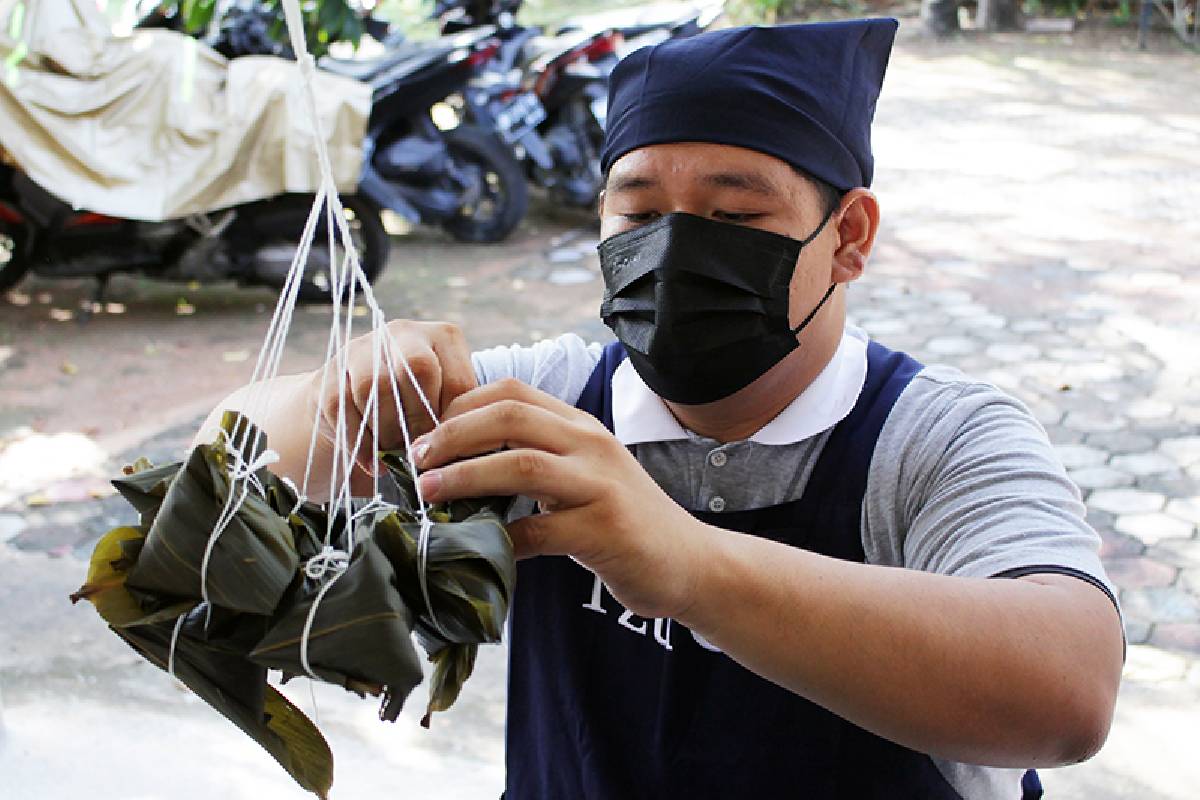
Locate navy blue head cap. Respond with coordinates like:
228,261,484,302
600,19,898,191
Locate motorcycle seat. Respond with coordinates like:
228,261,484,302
521,30,593,70
320,41,453,83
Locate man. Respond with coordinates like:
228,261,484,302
200,18,1122,799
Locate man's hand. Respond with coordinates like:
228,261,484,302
194,320,478,498
308,320,477,477
412,382,1122,770
412,378,712,620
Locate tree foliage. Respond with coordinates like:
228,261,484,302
162,0,364,56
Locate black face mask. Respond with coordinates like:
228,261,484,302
598,211,835,405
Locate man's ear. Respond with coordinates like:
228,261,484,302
597,189,607,218
831,188,880,284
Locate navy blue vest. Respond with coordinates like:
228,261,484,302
505,340,1041,800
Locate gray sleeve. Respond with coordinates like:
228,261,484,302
471,333,604,406
863,366,1117,604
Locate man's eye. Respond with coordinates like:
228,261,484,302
713,211,766,223
622,211,661,224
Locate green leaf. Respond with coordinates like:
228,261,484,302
250,537,424,720
124,413,299,615
115,612,333,799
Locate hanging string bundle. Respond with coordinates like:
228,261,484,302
68,5,515,798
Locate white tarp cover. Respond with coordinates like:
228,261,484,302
0,0,371,221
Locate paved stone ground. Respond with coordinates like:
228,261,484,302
1,28,1199,800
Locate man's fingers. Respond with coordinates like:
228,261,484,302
418,449,593,507
442,377,581,423
387,339,442,440
428,323,478,413
416,400,580,468
505,508,587,559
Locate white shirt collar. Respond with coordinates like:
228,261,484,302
611,326,869,446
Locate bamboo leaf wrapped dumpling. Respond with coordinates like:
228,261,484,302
125,412,300,615
250,517,425,721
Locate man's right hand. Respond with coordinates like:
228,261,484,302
195,319,478,498
309,320,478,477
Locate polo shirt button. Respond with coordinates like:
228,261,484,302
709,451,727,468
708,496,726,513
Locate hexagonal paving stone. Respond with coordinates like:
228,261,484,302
985,343,1040,363
957,314,1007,331
1122,644,1189,682
1123,621,1152,646
1088,489,1167,515
1127,399,1175,420
1148,538,1200,570
1114,512,1195,545
1069,466,1134,490
0,512,26,543
944,303,989,318
924,336,977,356
862,318,906,335
1161,436,1200,467
1054,444,1109,470
927,289,974,305
1166,498,1200,526
1083,431,1157,454
1046,347,1094,362
1110,451,1183,477
1181,569,1200,598
1010,319,1053,334
1098,529,1145,558
1062,411,1128,433
1121,587,1200,624
1061,362,1126,383
1149,623,1200,656
1102,556,1178,589
1134,472,1199,498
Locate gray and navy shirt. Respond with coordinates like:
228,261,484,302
473,326,1118,799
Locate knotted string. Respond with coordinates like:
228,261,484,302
183,0,452,690
167,612,187,679
197,446,280,626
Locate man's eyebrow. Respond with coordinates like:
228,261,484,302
607,175,660,193
605,171,782,196
699,171,781,196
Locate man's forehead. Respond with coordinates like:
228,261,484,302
607,143,798,195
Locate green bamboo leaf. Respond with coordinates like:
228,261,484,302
116,615,333,799
124,414,299,614
70,525,195,628
250,538,424,720
421,644,477,728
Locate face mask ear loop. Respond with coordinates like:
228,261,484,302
790,282,837,336
787,204,840,337
798,205,837,247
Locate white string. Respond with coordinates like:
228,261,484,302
193,1,453,666
198,447,281,620
167,612,187,679
299,567,344,680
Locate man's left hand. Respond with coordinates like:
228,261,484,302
412,378,709,620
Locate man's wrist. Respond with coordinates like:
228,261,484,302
671,518,736,634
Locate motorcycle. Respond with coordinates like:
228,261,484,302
443,0,725,209
322,26,529,243
144,3,530,244
0,159,389,303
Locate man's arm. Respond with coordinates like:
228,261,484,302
411,378,1124,769
678,533,1122,767
192,321,477,499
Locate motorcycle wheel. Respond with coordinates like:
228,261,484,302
439,124,528,244
239,194,390,304
0,205,30,293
